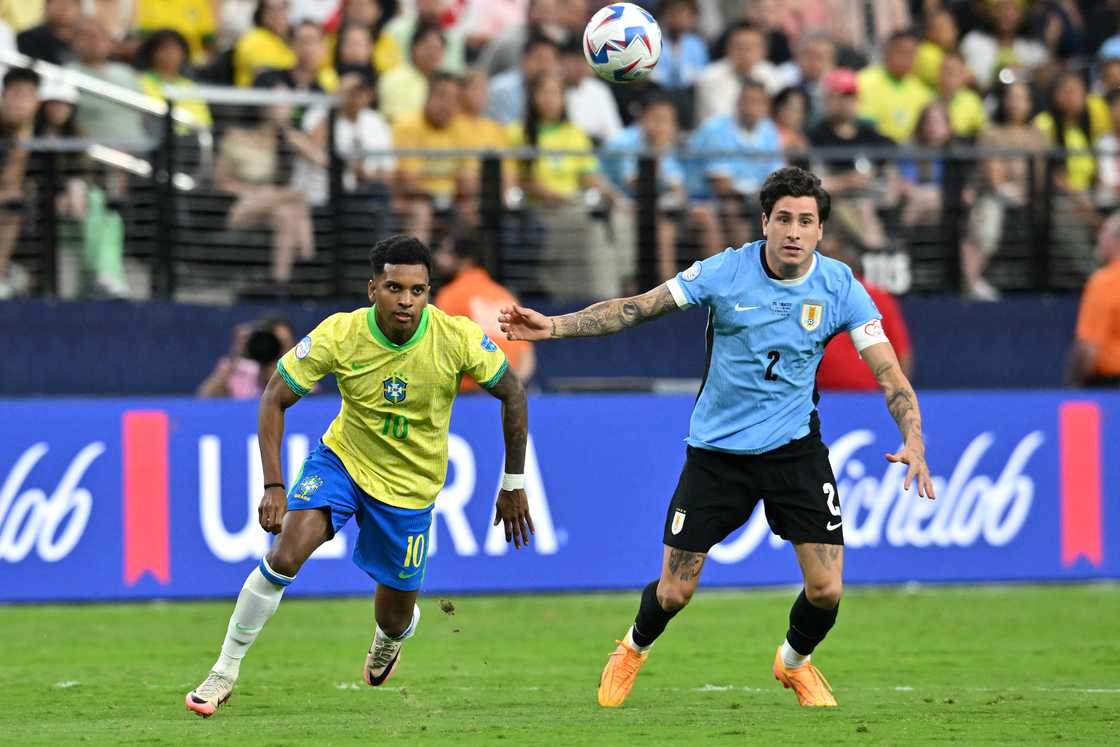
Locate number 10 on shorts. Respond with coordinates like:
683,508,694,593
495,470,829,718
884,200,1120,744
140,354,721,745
403,533,426,569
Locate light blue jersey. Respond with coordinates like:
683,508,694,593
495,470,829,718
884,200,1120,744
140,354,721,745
666,241,883,454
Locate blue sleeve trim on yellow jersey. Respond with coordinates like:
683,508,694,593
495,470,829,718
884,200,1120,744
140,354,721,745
277,359,309,397
481,360,509,390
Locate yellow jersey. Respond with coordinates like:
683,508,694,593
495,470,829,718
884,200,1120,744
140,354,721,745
506,121,599,198
277,305,508,509
946,89,988,139
856,66,933,143
1033,112,1095,192
234,27,296,87
136,0,217,64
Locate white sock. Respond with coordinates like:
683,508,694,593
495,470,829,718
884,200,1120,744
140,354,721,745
781,639,810,669
211,561,292,679
625,626,652,654
377,604,421,643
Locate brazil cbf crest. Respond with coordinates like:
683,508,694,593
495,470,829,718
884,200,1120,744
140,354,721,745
800,301,824,331
293,475,323,501
383,375,408,404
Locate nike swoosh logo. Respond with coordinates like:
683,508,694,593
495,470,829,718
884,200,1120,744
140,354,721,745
398,569,421,579
352,362,372,370
826,521,843,531
735,304,761,312
235,623,262,633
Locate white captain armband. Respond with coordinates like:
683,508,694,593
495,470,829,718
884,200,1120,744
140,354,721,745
665,278,693,309
849,319,889,353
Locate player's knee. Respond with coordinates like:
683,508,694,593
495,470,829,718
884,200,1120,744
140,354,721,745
805,581,842,610
264,548,304,579
656,582,695,612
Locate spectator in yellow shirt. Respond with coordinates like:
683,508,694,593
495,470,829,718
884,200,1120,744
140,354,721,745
857,30,932,143
253,21,338,94
507,73,633,299
137,30,213,131
914,9,959,90
325,0,402,75
379,23,445,123
135,0,217,65
392,73,476,242
234,0,295,87
937,51,987,140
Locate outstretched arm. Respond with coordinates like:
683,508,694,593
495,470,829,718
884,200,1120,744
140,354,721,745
499,284,680,341
861,341,936,499
485,369,535,548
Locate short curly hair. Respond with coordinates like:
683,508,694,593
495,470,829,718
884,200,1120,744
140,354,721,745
369,235,432,278
759,166,830,223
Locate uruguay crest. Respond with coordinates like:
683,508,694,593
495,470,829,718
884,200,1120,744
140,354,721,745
383,376,408,404
293,475,323,501
671,509,687,535
800,301,824,331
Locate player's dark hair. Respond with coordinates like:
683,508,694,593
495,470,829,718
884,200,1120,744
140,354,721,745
2,67,40,90
369,234,432,277
759,166,831,223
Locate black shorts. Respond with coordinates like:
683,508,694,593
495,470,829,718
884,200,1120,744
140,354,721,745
662,435,844,552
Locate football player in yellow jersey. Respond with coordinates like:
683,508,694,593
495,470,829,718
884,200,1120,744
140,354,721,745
186,235,533,718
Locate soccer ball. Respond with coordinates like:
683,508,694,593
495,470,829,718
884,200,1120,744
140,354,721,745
583,3,662,84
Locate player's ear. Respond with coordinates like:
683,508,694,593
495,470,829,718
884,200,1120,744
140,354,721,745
760,211,769,237
367,278,376,302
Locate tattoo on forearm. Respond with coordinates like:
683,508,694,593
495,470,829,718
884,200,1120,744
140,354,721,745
885,384,923,445
551,286,677,338
667,548,705,582
490,374,528,474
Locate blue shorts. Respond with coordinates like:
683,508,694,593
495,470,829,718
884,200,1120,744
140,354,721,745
287,442,433,591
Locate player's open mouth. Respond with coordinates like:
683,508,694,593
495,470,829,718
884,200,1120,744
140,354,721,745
393,312,412,323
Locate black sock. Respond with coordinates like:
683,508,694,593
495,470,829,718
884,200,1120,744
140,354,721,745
785,589,839,656
631,580,678,648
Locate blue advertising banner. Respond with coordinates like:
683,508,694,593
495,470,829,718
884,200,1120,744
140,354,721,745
0,392,1115,602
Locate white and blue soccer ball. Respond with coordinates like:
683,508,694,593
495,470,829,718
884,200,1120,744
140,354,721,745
583,3,662,84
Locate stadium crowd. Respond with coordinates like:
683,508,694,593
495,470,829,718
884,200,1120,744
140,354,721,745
0,0,1119,304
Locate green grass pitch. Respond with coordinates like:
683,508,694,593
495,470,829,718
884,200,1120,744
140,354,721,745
1,584,1117,745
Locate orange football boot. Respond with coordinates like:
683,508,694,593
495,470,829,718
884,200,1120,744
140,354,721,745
598,636,649,707
773,646,838,707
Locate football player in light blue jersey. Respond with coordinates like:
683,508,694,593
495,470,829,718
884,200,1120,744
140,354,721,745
500,167,936,708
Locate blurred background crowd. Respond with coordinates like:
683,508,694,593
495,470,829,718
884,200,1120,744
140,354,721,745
1,0,1119,390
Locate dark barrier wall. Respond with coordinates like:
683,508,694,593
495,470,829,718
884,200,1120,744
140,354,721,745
0,391,1114,602
0,295,1080,394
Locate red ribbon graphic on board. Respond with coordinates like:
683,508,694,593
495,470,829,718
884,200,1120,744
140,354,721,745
122,411,171,584
1058,402,1103,567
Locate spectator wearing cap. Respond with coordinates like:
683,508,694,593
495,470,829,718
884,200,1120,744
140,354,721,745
817,238,913,391
1068,213,1120,387
137,29,213,132
135,0,217,66
16,0,80,66
66,17,147,143
385,0,467,75
603,94,723,280
434,232,536,391
34,77,129,298
559,38,623,145
938,51,987,140
807,67,895,253
960,0,1048,92
485,33,558,125
0,67,39,299
234,0,295,87
857,30,932,143
379,23,446,122
695,22,790,123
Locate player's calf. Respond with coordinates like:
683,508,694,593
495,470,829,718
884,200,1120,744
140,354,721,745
363,604,420,686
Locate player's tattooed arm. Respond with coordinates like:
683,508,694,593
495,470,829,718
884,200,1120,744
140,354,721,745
498,285,679,342
862,341,937,500
486,369,535,548
550,285,679,338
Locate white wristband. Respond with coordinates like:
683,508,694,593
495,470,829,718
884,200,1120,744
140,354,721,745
501,473,525,491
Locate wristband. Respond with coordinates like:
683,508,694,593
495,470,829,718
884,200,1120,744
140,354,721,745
264,482,286,491
501,473,525,491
